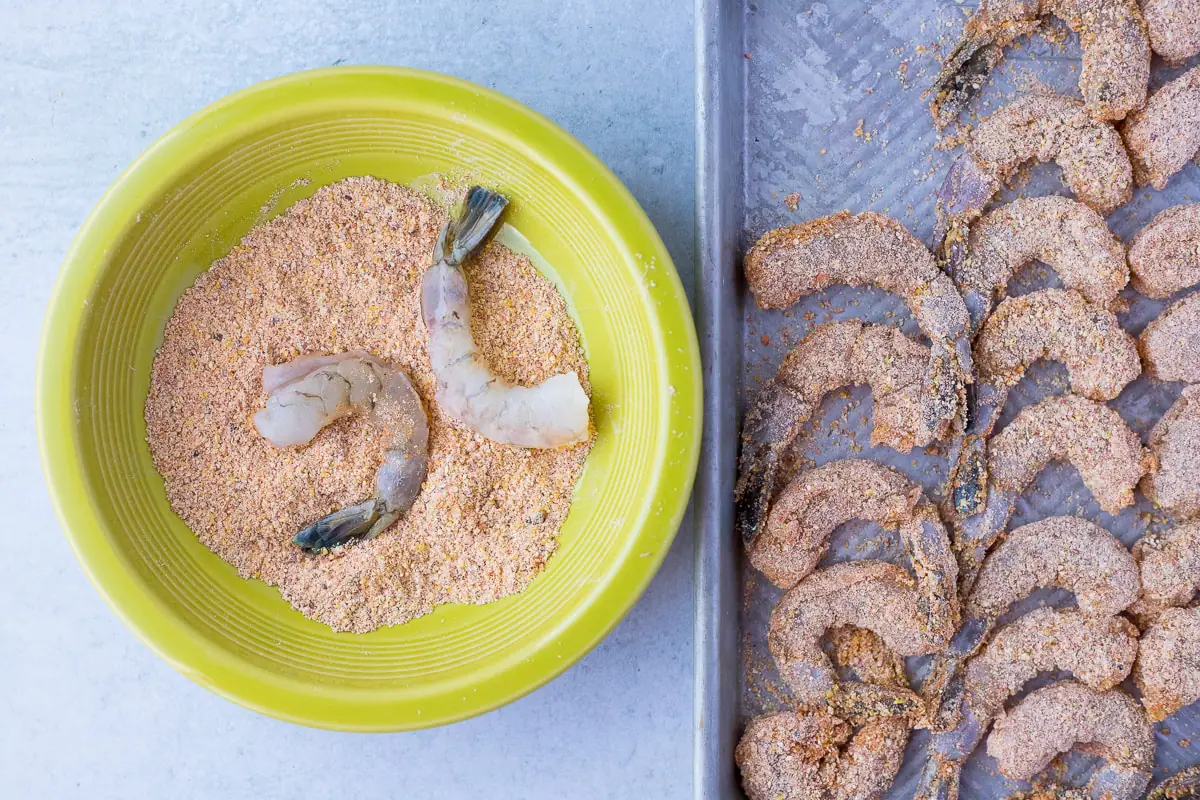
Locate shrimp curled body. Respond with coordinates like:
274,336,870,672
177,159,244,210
420,187,590,449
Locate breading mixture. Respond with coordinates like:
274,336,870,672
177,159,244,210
145,177,592,632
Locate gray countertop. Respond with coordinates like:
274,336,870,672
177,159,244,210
0,1,695,796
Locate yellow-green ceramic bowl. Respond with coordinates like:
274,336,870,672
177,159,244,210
36,67,701,730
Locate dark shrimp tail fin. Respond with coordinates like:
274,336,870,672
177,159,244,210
439,186,509,267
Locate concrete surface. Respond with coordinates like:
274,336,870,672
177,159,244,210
0,1,695,797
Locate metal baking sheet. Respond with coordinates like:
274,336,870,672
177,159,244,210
694,1,1200,797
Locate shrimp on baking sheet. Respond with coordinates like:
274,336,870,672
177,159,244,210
1134,522,1200,621
1142,388,1200,521
920,516,1139,733
746,459,960,644
735,321,951,547
1141,292,1200,385
736,627,912,800
420,186,590,448
928,0,1150,128
1141,0,1200,61
949,287,1140,516
253,351,429,551
1150,765,1200,799
1121,65,1200,190
986,681,1155,800
1136,606,1200,722
1129,204,1200,299
916,608,1139,800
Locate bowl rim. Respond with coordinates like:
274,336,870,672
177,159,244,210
35,65,702,731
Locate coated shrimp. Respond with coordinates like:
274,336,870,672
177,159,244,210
420,187,590,448
1128,204,1200,299
1134,522,1200,618
1141,292,1200,384
253,352,429,550
1143,387,1200,521
1121,65,1200,190
1135,606,1200,721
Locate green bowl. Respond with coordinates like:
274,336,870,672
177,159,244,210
36,67,701,730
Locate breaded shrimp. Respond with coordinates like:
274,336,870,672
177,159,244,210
986,681,1155,799
1143,387,1200,520
1150,765,1200,799
1141,0,1200,61
936,94,1133,244
917,609,1139,800
748,459,960,644
951,288,1140,515
768,561,949,714
735,322,949,545
1135,606,1200,721
921,516,1138,731
953,395,1150,593
929,0,1150,127
253,352,429,550
421,187,590,448
1135,522,1200,611
952,198,1129,335
1128,204,1200,299
744,212,972,432
735,708,908,800
1141,292,1200,383
1121,65,1200,189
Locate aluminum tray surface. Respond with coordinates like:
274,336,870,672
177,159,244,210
695,1,1200,797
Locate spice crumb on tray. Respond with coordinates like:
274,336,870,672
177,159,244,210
145,176,593,633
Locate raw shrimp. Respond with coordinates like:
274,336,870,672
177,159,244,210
986,681,1155,800
736,628,912,800
1135,606,1200,721
1128,204,1200,299
916,609,1138,800
1141,0,1200,61
1141,292,1200,384
420,186,590,448
735,321,949,545
735,707,908,800
951,198,1128,335
748,459,960,643
768,561,948,716
921,516,1138,731
953,395,1149,595
935,94,1133,245
1143,387,1200,520
1135,522,1200,614
950,288,1139,516
253,351,429,551
744,212,972,432
928,0,1150,127
1121,65,1200,189
1150,765,1200,799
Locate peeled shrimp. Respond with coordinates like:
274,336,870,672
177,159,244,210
1135,522,1200,615
929,0,1150,127
1150,765,1200,800
253,352,429,550
950,288,1140,514
921,516,1138,731
936,94,1133,245
420,186,589,448
1129,204,1200,299
1142,0,1200,61
951,197,1129,335
1143,387,1200,520
735,707,908,800
1135,606,1200,721
744,212,972,431
986,681,1155,799
735,321,950,545
748,459,960,644
768,561,948,716
953,395,1150,594
736,627,912,800
1121,65,1200,190
1141,292,1200,384
917,609,1139,800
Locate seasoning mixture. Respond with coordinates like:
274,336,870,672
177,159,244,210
145,177,592,632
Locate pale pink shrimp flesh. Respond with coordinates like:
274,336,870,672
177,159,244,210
735,321,949,546
420,187,590,448
929,0,1150,127
986,681,1155,800
253,351,429,551
747,459,960,644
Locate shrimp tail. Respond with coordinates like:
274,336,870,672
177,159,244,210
928,13,1039,129
915,755,962,800
1151,766,1200,799
294,498,384,552
437,186,509,267
829,681,928,727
